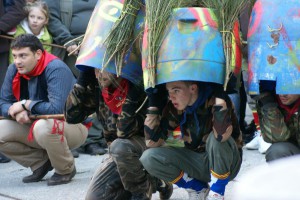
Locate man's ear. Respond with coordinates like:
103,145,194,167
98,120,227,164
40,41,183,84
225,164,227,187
35,49,43,60
190,83,198,94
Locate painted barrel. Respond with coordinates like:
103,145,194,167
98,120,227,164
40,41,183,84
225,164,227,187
76,0,145,85
248,0,300,94
142,7,225,89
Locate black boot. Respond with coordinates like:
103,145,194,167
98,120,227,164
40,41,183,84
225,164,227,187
130,193,151,200
85,143,106,155
71,149,80,158
131,181,152,200
157,179,173,200
23,160,53,183
0,153,10,163
243,120,257,144
47,167,76,186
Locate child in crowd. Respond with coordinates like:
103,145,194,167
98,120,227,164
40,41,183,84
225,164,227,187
9,0,52,63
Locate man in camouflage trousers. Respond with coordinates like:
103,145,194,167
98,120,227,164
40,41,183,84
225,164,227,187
64,67,173,200
256,88,300,162
140,81,242,200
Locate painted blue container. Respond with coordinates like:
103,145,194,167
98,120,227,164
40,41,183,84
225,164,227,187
248,0,300,94
142,7,225,89
76,0,145,86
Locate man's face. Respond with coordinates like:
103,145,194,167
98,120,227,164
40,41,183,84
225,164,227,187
166,81,198,111
96,70,115,88
12,47,41,74
278,94,300,106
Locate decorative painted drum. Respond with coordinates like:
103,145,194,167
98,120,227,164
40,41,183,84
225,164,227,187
142,7,226,89
248,0,300,94
76,0,145,85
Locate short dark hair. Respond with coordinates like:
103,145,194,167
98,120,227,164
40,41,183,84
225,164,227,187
11,34,44,52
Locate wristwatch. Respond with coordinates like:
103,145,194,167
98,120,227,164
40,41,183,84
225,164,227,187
21,99,28,111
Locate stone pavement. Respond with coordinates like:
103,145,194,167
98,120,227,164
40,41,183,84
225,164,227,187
0,148,266,200
0,105,266,200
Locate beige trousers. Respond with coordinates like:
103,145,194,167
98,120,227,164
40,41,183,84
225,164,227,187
0,119,88,174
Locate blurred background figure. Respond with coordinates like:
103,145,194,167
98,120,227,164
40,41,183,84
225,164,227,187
233,155,300,200
0,0,27,163
45,0,97,77
0,0,26,87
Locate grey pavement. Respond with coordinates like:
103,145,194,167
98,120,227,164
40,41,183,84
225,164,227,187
0,105,267,200
0,148,266,200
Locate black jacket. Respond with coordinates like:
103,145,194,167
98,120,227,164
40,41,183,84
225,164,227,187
0,0,26,53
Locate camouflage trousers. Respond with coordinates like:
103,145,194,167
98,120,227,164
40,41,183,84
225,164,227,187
85,136,149,200
140,133,241,183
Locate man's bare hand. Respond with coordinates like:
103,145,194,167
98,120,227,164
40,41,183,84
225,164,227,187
8,102,23,118
66,44,79,55
15,110,31,124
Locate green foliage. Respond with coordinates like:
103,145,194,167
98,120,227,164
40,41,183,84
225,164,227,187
145,0,202,87
202,0,248,89
103,0,142,76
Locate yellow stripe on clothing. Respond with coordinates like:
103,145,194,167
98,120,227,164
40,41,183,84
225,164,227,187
171,171,184,184
210,169,230,179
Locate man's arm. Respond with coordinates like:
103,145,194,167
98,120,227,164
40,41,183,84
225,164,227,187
0,65,18,117
256,92,291,143
0,65,31,120
45,0,74,45
212,90,235,143
144,102,177,148
29,60,76,114
144,110,164,147
0,0,26,33
64,68,98,123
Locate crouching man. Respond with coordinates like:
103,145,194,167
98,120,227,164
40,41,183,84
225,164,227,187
0,34,88,185
140,81,242,199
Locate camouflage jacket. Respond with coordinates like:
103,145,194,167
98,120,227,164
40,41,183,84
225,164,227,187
144,93,242,152
64,80,147,144
97,81,147,144
257,95,300,146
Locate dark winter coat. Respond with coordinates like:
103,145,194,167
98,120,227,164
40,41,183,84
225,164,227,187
0,0,26,53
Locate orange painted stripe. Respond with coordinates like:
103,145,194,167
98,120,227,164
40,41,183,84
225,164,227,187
210,169,230,179
171,171,184,184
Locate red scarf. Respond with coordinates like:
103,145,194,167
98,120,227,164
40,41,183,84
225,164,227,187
277,96,300,122
102,79,129,114
12,51,57,100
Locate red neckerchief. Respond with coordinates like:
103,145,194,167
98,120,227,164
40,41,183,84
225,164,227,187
102,79,129,114
277,96,300,122
12,51,57,100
